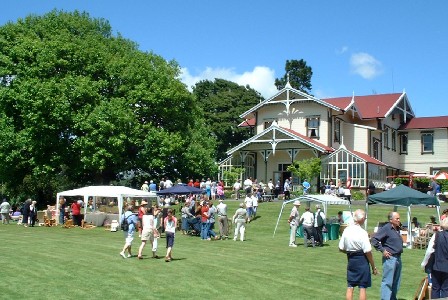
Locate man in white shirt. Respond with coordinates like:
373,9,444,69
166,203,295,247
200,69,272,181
288,200,301,247
267,179,274,192
299,207,315,247
251,193,259,218
313,204,326,247
216,199,228,239
339,209,378,300
243,177,253,195
244,193,254,222
233,179,242,200
164,177,173,189
284,179,291,200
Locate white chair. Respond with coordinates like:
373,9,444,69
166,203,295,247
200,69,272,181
110,220,119,232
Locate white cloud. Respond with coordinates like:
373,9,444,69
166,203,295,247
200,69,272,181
180,66,277,98
336,46,348,55
350,52,383,79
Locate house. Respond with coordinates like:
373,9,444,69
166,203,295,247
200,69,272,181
218,81,448,192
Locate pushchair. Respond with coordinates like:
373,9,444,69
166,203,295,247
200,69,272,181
186,216,201,236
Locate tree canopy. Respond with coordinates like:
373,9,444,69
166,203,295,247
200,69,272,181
287,157,321,183
192,78,263,161
275,59,313,94
0,10,216,203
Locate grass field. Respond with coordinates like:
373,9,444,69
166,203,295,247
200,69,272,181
0,199,443,300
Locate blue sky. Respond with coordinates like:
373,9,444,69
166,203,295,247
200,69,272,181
2,1,448,117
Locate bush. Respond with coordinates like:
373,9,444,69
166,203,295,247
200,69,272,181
352,190,364,201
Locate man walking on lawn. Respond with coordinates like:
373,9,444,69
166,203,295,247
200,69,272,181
371,211,403,300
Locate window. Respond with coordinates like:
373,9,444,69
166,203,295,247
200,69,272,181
383,126,389,149
400,133,408,154
334,119,341,143
264,121,273,129
421,132,434,154
391,130,396,151
278,164,290,171
263,118,276,130
373,138,381,160
306,116,320,138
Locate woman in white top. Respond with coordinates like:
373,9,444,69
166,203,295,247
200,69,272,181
137,207,157,259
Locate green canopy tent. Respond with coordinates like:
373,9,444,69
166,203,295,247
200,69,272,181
366,184,440,248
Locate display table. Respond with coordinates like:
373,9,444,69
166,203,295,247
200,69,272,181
84,213,107,226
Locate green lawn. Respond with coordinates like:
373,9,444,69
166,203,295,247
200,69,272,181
0,200,442,300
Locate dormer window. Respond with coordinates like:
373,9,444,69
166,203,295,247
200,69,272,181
306,116,320,138
263,118,276,130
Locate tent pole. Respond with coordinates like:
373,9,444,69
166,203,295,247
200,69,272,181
273,201,286,237
56,193,60,225
364,200,368,230
407,207,411,249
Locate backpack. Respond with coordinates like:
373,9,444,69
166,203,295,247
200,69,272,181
121,215,130,231
316,211,325,226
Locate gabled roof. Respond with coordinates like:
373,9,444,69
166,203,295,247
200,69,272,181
226,122,334,156
238,118,255,127
323,92,414,120
240,82,341,119
280,127,334,152
400,116,448,130
351,149,387,166
323,145,387,166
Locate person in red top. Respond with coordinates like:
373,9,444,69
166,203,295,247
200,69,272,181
193,179,200,188
200,201,210,240
137,200,148,237
71,200,82,226
187,179,194,187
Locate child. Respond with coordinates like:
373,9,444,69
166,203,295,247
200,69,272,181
164,209,177,262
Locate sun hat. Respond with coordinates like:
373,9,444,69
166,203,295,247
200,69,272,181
293,200,301,206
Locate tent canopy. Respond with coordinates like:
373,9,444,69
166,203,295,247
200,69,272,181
366,184,440,248
368,184,439,207
273,194,351,237
56,186,157,224
156,185,203,195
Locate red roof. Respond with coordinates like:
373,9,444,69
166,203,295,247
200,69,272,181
400,116,448,130
281,127,334,152
323,93,403,119
238,118,255,127
323,97,352,110
351,149,387,166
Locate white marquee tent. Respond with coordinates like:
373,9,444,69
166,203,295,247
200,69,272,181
56,186,156,224
273,194,352,237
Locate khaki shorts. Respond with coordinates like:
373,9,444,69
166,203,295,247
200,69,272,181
141,229,154,241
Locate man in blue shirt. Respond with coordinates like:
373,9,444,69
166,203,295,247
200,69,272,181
302,179,310,195
371,212,403,300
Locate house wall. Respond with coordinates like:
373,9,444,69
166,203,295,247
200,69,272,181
256,102,331,145
381,117,401,170
399,128,448,173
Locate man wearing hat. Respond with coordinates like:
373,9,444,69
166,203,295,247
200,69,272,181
288,200,301,247
141,181,149,192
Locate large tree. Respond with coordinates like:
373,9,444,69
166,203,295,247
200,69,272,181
275,59,313,94
0,10,216,203
192,79,263,161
